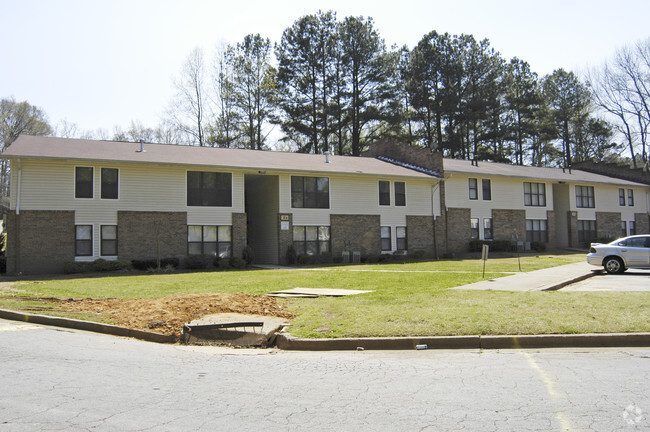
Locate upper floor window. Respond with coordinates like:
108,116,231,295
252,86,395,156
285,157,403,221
628,189,634,206
482,179,491,200
101,168,119,199
291,176,329,209
379,181,390,206
395,182,406,206
75,167,93,199
575,185,595,208
524,182,546,207
468,178,478,200
187,171,232,207
619,188,626,206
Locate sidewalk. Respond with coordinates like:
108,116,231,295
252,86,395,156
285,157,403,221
451,261,597,292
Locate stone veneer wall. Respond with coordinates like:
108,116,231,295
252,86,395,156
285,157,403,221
277,213,293,265
492,209,526,241
5,210,75,275
117,211,187,261
546,210,557,248
445,208,471,254
232,213,247,259
596,211,622,241
330,214,380,257
406,216,435,256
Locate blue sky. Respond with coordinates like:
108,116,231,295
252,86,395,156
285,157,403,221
2,0,649,134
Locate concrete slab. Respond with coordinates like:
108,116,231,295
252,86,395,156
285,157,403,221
451,261,596,292
269,288,374,297
561,270,650,292
182,313,290,347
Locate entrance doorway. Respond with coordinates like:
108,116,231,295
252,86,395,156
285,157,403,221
244,174,280,264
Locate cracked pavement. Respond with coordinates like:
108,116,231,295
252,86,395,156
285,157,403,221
0,318,648,431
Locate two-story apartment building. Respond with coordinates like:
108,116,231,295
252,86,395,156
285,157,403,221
443,159,650,250
1,135,648,274
1,135,443,274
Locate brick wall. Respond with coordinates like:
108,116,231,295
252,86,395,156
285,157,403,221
361,139,444,175
596,211,622,241
567,211,578,248
492,209,526,241
546,210,557,248
445,208,471,254
635,212,650,234
331,214,380,257
117,211,187,261
406,215,435,256
6,210,75,275
278,213,293,265
232,213,247,259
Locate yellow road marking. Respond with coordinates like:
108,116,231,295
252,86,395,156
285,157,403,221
520,350,576,431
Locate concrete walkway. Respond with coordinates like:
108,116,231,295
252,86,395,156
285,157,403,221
451,261,597,292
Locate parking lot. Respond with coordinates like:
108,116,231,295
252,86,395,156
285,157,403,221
562,269,650,292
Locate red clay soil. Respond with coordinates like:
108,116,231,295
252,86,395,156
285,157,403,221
20,293,295,337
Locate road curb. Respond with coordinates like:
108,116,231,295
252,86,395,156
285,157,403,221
276,332,650,351
0,309,177,344
541,271,599,291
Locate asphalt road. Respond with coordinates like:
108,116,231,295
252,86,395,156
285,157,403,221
563,269,650,292
1,318,649,431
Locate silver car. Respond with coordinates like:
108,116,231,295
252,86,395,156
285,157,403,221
587,235,650,274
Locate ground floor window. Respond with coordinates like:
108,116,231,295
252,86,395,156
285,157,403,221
577,220,597,245
188,225,232,257
75,225,93,256
621,221,627,237
396,226,407,251
101,225,117,256
526,219,548,243
293,226,330,256
470,218,479,239
629,221,636,235
381,226,391,251
483,218,493,240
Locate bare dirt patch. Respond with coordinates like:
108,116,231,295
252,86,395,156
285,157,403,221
7,292,295,337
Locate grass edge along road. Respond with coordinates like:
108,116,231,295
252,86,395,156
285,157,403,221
1,252,648,339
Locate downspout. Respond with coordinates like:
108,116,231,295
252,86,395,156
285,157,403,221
15,158,22,274
431,180,441,260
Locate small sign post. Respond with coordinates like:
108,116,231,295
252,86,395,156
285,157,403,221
481,244,489,278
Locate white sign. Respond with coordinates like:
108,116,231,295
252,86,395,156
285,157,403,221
280,221,290,231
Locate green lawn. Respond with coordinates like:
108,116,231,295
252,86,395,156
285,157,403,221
2,252,649,338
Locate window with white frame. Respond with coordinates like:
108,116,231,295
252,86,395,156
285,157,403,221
75,167,93,199
468,178,478,200
293,226,330,256
482,179,491,200
621,221,627,237
575,185,595,208
188,225,232,257
629,221,636,235
291,176,329,209
75,225,93,256
187,171,232,207
396,227,407,251
378,181,390,206
524,182,546,206
395,182,406,206
100,225,117,256
619,188,625,206
577,220,597,244
100,168,119,199
628,189,634,206
381,226,391,251
470,218,479,239
483,218,493,240
526,219,548,242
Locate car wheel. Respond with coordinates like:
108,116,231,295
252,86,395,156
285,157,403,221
604,257,625,274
